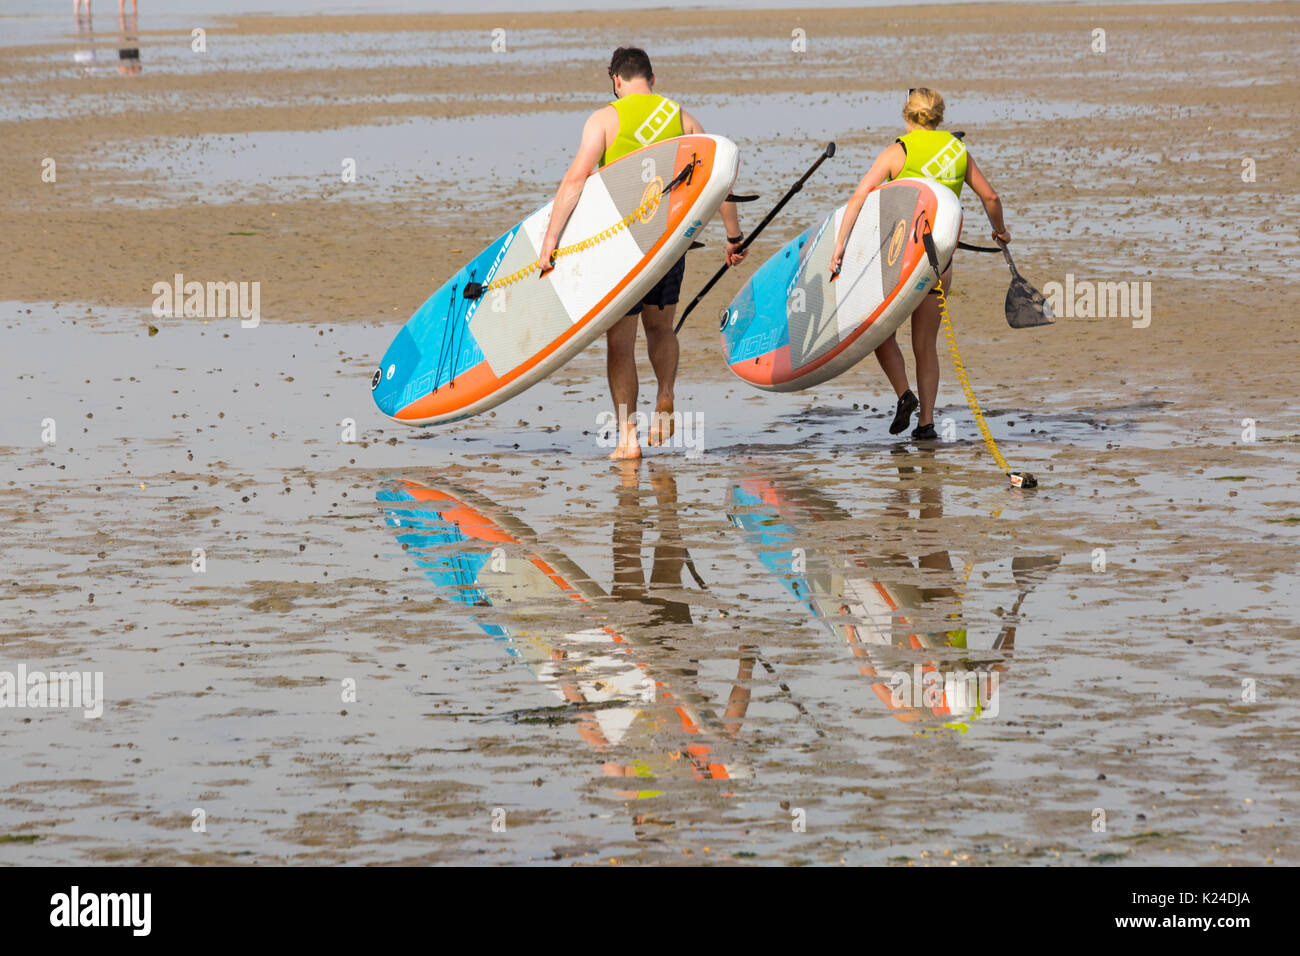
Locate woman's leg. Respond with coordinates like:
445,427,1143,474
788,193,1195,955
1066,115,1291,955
910,265,953,428
874,333,910,397
877,332,919,435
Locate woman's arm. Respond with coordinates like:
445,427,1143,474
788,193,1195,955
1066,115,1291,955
830,143,904,274
965,155,1010,243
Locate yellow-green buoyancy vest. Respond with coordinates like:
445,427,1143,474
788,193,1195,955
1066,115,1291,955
893,129,967,196
601,94,684,167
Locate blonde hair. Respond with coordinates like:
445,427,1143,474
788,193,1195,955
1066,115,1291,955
903,88,945,128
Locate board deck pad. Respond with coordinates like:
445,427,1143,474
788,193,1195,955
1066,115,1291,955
721,177,961,393
785,184,918,370
373,135,738,425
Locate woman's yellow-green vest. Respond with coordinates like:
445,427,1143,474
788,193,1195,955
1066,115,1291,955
891,129,967,196
600,93,685,167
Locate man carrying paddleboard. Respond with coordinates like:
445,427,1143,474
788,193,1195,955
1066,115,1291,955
830,88,1011,440
538,47,746,460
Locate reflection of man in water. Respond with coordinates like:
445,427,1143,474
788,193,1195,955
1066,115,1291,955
605,460,754,786
74,0,95,70
117,22,141,74
611,461,694,628
73,0,142,76
117,4,141,76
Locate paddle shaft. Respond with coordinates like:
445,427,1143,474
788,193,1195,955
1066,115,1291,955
674,142,836,334
979,201,1019,273
996,237,1020,275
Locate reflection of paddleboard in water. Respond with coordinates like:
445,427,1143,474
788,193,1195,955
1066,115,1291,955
721,178,961,392
726,477,1052,730
377,479,747,793
372,135,739,426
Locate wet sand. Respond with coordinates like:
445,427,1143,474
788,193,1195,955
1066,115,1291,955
1,3,1297,865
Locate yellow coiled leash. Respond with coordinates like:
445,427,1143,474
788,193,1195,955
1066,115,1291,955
462,153,700,300
934,278,1009,473
472,192,663,295
922,230,1037,489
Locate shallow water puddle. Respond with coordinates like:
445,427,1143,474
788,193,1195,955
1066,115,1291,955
0,302,1294,863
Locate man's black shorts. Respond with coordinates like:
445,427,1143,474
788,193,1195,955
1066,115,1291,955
626,254,686,315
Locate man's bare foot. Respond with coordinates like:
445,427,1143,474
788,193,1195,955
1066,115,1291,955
648,399,675,447
608,424,641,459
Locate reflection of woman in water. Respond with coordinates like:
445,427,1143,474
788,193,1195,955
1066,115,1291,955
731,452,1055,731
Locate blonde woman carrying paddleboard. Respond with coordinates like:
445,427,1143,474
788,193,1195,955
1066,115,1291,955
538,47,746,460
830,88,1010,441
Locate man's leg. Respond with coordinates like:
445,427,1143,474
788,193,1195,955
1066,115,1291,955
606,312,642,459
641,304,677,446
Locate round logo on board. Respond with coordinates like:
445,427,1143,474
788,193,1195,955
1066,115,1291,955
886,219,907,267
638,177,664,224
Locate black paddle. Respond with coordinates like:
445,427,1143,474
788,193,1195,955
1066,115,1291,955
948,131,1053,329
674,141,837,334
954,234,1055,330
995,238,1054,329
681,544,827,737
950,233,1053,329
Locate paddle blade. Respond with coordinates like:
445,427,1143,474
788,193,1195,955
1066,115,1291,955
1005,274,1054,328
1011,554,1060,588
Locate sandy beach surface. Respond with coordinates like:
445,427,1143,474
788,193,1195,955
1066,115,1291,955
1,2,1297,865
